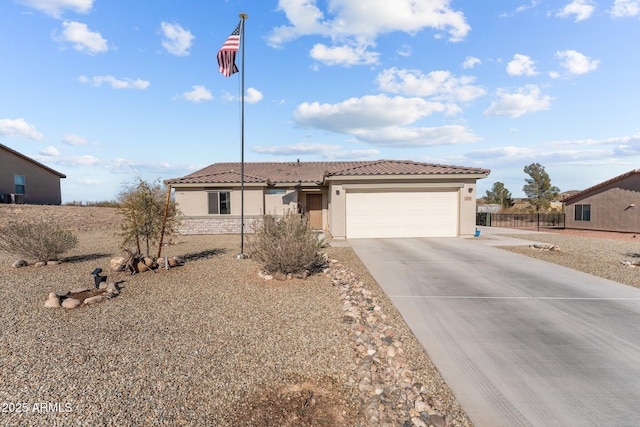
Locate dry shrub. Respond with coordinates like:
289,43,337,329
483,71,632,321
246,211,325,275
0,221,78,262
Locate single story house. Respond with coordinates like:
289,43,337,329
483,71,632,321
0,143,66,205
562,169,640,234
166,160,490,239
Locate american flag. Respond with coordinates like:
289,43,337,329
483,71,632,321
217,21,241,77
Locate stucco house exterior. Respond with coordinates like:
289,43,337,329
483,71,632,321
166,160,490,239
0,143,66,205
562,169,640,233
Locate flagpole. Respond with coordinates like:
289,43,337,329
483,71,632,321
236,12,248,259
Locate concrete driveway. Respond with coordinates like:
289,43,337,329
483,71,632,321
349,228,640,426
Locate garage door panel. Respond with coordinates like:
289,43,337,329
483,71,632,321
346,190,457,238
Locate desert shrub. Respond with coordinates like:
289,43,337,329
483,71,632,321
0,221,78,262
246,211,326,275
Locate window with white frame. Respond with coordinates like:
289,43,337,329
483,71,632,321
14,175,25,194
208,191,230,214
574,204,591,221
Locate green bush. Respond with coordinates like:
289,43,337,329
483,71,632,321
0,221,78,262
246,211,326,275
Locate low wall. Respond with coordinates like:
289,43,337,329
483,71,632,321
176,216,262,235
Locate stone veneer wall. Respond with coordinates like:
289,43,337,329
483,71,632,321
176,216,262,235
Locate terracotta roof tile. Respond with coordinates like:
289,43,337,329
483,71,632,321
166,160,490,185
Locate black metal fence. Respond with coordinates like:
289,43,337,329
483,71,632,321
476,213,565,230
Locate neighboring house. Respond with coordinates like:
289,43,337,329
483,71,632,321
0,143,66,205
166,160,490,239
562,169,640,233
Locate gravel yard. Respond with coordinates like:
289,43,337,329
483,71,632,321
0,205,469,426
498,232,640,289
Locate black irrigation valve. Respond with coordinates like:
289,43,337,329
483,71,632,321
90,268,107,289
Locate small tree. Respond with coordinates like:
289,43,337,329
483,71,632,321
522,163,560,213
484,182,515,210
246,211,325,275
117,179,179,257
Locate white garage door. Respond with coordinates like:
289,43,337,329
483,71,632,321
346,190,458,238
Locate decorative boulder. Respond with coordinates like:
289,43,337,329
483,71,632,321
167,256,184,267
110,257,126,272
143,257,157,269
44,293,61,308
84,295,106,305
62,298,82,309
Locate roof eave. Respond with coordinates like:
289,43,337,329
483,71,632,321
325,172,490,182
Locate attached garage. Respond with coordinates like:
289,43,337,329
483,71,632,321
345,189,459,238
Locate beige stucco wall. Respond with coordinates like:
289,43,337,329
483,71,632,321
459,181,479,236
0,148,63,204
565,174,640,233
265,188,298,215
174,186,263,216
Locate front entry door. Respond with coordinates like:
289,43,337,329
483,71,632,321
306,194,323,229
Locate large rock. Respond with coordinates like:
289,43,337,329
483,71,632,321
62,298,82,309
143,257,156,269
168,256,184,267
12,260,28,268
273,272,287,281
110,257,126,272
84,295,106,305
44,293,60,308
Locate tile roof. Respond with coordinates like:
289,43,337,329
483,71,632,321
167,160,490,185
562,169,640,203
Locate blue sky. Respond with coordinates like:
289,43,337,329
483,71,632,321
1,0,639,202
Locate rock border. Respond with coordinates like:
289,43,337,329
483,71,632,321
326,258,449,427
44,281,121,309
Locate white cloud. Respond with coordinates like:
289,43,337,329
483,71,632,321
556,50,599,74
222,87,264,104
397,44,412,57
294,94,447,133
610,0,640,17
462,56,481,69
556,0,595,22
0,118,44,140
160,22,194,57
310,43,379,66
376,68,486,103
245,88,264,104
293,94,479,147
17,0,93,18
506,54,538,76
353,125,481,147
267,0,470,66
39,145,59,156
251,142,380,160
484,84,552,118
78,75,150,89
62,133,97,146
176,85,212,103
54,21,108,54
516,1,540,13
